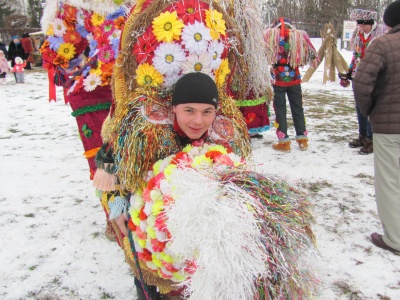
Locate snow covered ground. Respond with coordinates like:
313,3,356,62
0,40,399,299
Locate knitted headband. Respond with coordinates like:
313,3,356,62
172,72,219,108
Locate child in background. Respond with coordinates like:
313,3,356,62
12,57,26,83
0,50,10,84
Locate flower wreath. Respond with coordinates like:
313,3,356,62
123,143,317,298
40,2,126,94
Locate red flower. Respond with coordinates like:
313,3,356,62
139,206,147,221
151,238,166,252
62,4,77,23
128,218,136,231
84,12,93,32
74,39,89,57
162,261,179,273
53,55,69,68
101,20,115,37
138,248,152,262
64,30,83,45
98,46,115,63
173,0,208,24
154,212,167,233
205,150,223,161
114,16,125,30
41,48,58,68
132,29,157,64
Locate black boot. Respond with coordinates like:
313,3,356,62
359,139,373,155
349,135,366,148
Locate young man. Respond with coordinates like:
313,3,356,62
353,0,400,254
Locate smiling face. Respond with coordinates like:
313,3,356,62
173,103,216,139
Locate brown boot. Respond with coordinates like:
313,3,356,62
349,135,366,148
272,139,291,152
358,139,373,155
296,138,308,151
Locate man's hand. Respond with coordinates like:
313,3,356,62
114,214,128,236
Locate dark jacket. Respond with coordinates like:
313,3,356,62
353,24,400,134
7,41,26,67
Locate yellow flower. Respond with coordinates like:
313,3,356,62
138,239,146,248
90,66,102,77
192,155,213,168
131,209,141,226
46,25,54,36
215,58,230,87
147,226,156,239
152,253,162,267
160,253,173,263
182,144,193,153
153,160,162,175
152,200,164,215
205,9,226,40
163,164,177,181
91,13,105,26
152,11,184,43
57,43,76,60
136,63,164,87
208,144,228,154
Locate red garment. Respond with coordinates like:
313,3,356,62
12,61,26,73
21,37,34,54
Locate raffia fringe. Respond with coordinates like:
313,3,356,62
93,167,117,191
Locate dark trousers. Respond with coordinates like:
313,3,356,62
356,103,372,140
273,84,306,139
134,277,163,300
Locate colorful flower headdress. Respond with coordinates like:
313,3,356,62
350,9,378,22
40,1,130,98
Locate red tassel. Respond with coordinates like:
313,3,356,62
48,67,56,102
280,17,285,38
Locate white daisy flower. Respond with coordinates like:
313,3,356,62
108,29,122,41
181,53,213,75
83,73,101,92
52,18,67,37
208,40,224,70
163,72,182,88
76,10,85,26
153,42,186,76
181,21,212,56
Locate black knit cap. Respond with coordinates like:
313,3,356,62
172,72,218,108
383,0,400,27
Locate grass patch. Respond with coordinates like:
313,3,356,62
25,213,35,218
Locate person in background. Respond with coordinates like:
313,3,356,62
0,50,11,84
21,33,34,70
12,56,27,83
265,18,317,152
340,9,386,155
8,36,25,66
352,0,400,254
0,38,8,57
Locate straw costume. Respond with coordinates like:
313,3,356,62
265,18,317,152
93,0,318,299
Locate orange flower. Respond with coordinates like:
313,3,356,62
93,27,103,41
39,40,50,53
53,54,69,68
114,16,125,30
64,30,82,45
62,4,77,23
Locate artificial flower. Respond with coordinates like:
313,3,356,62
152,11,184,43
136,63,164,87
83,73,101,92
84,12,94,32
114,16,125,30
46,25,54,36
214,58,230,87
57,43,76,60
207,40,224,70
107,6,126,20
96,34,110,48
205,9,226,40
98,46,115,63
181,53,213,75
91,13,105,26
76,24,89,39
48,36,63,51
163,72,181,88
181,21,212,55
174,0,208,24
76,10,85,25
132,31,158,64
64,30,83,45
53,54,69,68
74,39,89,57
101,20,115,36
52,18,67,37
153,42,186,76
108,29,121,41
63,4,77,23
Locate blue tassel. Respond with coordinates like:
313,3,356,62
108,196,128,220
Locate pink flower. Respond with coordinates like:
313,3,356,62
98,46,115,63
214,155,234,166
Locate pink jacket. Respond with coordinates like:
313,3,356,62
12,61,26,73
